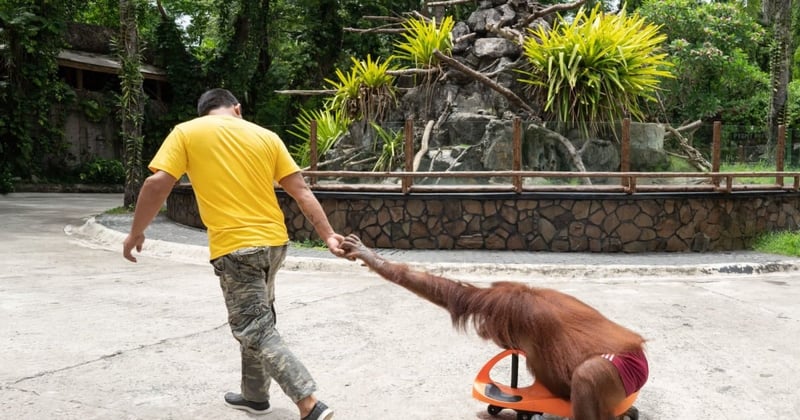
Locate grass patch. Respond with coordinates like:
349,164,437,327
667,155,697,172
720,162,800,184
105,206,133,214
104,206,168,215
752,230,800,257
291,238,327,250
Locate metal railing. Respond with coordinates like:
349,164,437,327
301,119,800,195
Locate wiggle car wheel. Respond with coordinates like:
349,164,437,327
487,404,503,416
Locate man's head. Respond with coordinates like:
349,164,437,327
197,88,241,117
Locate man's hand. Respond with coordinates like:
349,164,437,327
123,233,145,262
325,233,346,258
121,170,178,263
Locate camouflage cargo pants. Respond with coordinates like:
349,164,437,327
211,245,317,403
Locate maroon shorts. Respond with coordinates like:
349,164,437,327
601,350,649,396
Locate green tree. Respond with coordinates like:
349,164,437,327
119,0,145,207
638,0,770,125
762,0,793,147
795,2,800,78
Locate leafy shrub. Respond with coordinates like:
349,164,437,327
79,97,111,123
0,166,14,194
518,4,673,136
78,158,125,184
789,80,800,129
637,0,769,125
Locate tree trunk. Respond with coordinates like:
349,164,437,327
119,0,145,208
763,0,793,153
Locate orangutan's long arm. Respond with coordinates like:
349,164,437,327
342,234,474,309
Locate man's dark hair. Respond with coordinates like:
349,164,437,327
197,88,239,116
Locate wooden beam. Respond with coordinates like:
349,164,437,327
274,89,336,96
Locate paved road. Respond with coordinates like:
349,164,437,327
1,193,799,419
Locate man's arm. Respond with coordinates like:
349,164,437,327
123,170,178,262
278,171,345,257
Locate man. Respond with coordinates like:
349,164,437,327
123,88,343,420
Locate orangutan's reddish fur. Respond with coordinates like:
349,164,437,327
342,234,645,420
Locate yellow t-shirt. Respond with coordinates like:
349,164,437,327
149,115,300,259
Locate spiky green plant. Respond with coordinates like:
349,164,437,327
325,55,397,121
288,107,351,168
393,16,454,68
518,4,674,137
326,64,362,118
353,55,397,121
370,122,404,172
354,54,396,89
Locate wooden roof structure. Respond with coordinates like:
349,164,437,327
57,49,167,81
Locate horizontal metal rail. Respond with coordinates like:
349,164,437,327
302,170,800,194
302,119,795,195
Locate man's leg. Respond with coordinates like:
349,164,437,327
214,246,319,407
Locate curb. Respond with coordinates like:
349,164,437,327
65,218,800,280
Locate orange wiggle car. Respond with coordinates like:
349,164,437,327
473,350,640,420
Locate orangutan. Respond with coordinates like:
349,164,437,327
341,234,647,420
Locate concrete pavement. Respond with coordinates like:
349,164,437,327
2,192,800,419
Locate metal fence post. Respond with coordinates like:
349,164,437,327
513,117,522,193
309,120,318,186
777,124,786,186
712,121,721,187
403,118,414,194
620,118,632,192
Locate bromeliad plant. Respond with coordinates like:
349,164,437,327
288,107,351,168
325,54,397,122
393,15,454,69
518,4,674,137
370,122,404,172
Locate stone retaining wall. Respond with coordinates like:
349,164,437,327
166,184,800,252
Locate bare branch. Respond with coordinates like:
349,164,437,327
414,120,435,172
488,24,526,45
664,124,712,172
426,0,474,6
410,11,431,22
433,50,536,115
453,32,476,44
549,131,591,184
674,119,703,133
347,156,379,167
363,16,405,22
386,68,440,77
274,89,336,96
484,57,524,78
520,0,587,27
343,27,406,34
426,0,475,6
156,0,167,19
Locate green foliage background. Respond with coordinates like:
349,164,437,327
1,0,799,193
637,0,773,126
0,0,77,192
